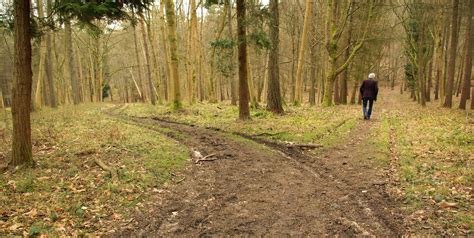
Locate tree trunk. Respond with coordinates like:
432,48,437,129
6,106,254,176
227,0,237,106
455,59,464,97
188,0,199,104
266,0,283,114
96,35,103,102
427,60,432,102
65,21,80,105
198,5,205,102
159,3,172,102
309,66,316,105
440,20,449,105
0,89,3,109
261,53,269,103
418,28,426,106
247,47,258,108
11,0,34,167
433,20,443,101
460,0,473,109
340,0,355,104
290,33,296,103
237,0,250,120
132,23,145,102
139,18,157,105
146,9,162,104
184,9,193,104
164,0,182,109
350,79,358,104
323,70,335,107
294,0,313,105
444,0,460,108
434,30,441,101
33,0,45,109
208,7,227,103
45,0,57,108
309,13,318,106
88,48,95,102
75,44,84,102
334,74,340,104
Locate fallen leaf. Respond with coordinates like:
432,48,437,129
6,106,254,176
24,208,38,218
7,181,16,190
37,176,50,181
55,223,66,232
112,213,122,220
438,200,458,209
9,223,23,231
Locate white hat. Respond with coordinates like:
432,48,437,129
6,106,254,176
368,73,376,79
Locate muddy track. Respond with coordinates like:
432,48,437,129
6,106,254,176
106,107,405,236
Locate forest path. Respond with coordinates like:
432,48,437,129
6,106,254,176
107,93,406,236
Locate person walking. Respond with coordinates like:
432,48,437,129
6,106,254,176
359,73,379,120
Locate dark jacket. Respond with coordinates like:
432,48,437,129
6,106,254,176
360,79,379,100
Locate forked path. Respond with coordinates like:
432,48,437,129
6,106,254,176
109,99,405,236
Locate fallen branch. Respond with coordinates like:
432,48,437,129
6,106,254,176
253,131,286,137
94,158,118,182
328,118,351,133
195,153,218,163
286,143,323,149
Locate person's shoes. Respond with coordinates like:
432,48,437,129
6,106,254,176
363,116,368,120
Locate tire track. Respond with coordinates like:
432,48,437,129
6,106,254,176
105,107,405,236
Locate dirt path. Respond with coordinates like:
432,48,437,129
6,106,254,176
107,100,406,236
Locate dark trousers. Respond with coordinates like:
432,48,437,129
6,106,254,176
362,98,374,118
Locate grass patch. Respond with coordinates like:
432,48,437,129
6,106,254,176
388,94,473,234
120,102,361,147
0,104,188,236
367,114,392,167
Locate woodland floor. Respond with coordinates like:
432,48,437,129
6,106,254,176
0,89,472,236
